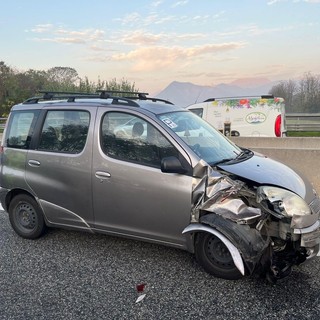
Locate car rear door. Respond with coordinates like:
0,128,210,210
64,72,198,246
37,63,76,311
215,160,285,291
25,107,95,229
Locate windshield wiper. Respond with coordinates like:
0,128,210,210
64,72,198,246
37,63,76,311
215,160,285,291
212,149,253,166
212,157,236,166
235,148,253,160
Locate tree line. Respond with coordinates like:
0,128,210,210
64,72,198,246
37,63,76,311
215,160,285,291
269,72,320,113
1,61,320,116
0,61,138,116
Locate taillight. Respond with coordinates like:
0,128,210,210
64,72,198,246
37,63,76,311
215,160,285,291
275,115,281,137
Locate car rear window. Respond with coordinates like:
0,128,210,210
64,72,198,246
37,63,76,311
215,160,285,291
5,111,39,149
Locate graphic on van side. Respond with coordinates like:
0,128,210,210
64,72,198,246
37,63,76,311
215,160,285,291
245,112,267,124
211,97,283,111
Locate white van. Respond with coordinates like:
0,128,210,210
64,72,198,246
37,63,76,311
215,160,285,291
187,95,286,137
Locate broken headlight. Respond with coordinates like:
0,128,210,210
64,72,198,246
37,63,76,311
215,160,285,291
257,186,311,218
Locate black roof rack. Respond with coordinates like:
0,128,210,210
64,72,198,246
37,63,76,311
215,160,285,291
203,95,275,102
22,90,174,107
23,91,98,104
96,90,149,97
22,90,149,107
97,90,173,104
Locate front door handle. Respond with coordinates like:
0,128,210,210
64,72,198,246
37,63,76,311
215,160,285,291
28,160,41,167
95,171,111,181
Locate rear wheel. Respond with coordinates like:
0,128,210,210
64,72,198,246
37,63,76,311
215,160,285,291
9,194,47,239
195,232,243,280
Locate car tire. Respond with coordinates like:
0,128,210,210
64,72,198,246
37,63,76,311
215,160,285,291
195,232,243,280
9,194,47,239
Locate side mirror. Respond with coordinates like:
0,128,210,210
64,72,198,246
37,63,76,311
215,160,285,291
161,156,187,174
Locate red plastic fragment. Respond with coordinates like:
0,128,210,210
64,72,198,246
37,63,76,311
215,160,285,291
136,283,146,293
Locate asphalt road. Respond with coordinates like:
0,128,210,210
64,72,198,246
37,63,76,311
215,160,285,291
1,210,320,320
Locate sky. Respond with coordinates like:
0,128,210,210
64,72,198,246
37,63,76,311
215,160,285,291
1,0,320,94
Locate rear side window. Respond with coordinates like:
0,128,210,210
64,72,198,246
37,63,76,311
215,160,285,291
6,111,39,149
38,110,90,154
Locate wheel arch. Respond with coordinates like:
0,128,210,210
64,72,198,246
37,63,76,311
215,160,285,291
182,223,245,276
4,188,37,212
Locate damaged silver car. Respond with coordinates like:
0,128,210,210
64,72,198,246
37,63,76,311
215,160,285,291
1,91,319,282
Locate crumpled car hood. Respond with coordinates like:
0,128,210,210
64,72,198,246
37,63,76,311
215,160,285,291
218,152,315,202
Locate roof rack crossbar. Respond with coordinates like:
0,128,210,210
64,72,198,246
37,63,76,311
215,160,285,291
38,90,96,96
96,90,148,95
23,91,99,104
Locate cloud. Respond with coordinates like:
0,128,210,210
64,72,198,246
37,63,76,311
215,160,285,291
232,23,295,37
89,45,107,52
121,30,164,45
33,37,86,44
171,0,189,8
116,12,142,25
110,42,245,71
151,0,164,7
57,29,105,41
268,0,320,4
267,0,287,4
29,26,105,45
119,30,206,46
30,24,54,33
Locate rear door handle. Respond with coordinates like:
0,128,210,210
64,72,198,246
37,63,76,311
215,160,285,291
28,160,41,167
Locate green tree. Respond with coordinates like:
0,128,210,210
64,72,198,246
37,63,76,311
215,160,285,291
46,66,79,91
0,61,16,116
0,61,139,116
101,78,138,95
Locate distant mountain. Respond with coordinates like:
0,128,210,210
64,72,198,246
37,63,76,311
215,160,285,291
156,79,278,107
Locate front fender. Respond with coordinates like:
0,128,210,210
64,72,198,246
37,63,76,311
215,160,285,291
182,223,245,276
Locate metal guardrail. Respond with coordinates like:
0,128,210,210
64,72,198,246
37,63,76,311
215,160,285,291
286,113,320,131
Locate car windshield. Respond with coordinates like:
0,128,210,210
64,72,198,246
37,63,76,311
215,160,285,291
158,111,242,165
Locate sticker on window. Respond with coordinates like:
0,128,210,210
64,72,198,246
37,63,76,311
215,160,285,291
161,118,178,129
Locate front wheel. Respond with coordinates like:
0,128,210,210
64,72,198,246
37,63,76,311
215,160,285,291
9,194,47,239
195,232,243,280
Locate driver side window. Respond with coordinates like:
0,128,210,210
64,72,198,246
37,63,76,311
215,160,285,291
100,112,179,168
